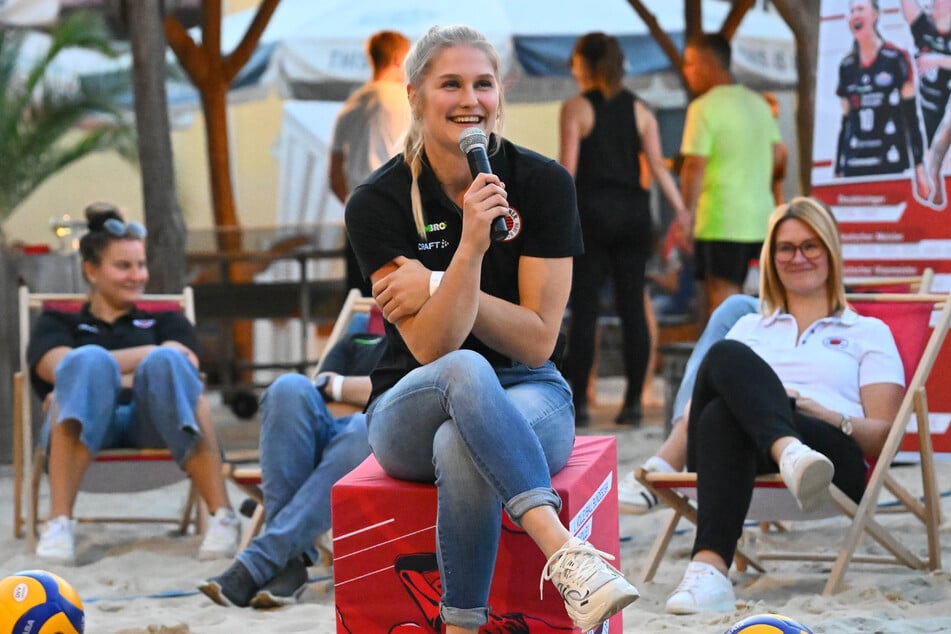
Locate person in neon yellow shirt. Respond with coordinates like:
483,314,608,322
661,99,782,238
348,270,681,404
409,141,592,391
679,33,782,318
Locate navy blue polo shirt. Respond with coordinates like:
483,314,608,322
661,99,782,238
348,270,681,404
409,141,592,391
345,136,583,403
26,304,198,400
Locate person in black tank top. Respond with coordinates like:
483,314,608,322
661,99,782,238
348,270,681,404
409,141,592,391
559,32,688,427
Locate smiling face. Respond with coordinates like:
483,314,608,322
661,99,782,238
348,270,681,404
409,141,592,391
849,0,878,38
83,238,148,310
773,218,829,301
409,43,501,158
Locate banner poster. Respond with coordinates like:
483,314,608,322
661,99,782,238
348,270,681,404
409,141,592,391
812,0,951,454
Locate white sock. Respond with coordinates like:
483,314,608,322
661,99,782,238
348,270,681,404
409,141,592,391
779,439,807,464
643,455,677,474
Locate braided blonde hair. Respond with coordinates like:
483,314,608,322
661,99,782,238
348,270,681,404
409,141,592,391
403,24,504,238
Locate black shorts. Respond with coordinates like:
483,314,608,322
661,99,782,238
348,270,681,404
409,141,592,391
693,240,762,286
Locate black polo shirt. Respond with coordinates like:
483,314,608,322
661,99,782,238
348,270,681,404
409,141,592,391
345,136,583,403
26,304,198,400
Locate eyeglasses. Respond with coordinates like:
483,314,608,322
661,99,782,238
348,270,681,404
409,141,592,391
774,239,825,263
102,218,147,239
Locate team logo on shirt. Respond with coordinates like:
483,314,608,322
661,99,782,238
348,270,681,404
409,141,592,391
133,319,155,329
823,336,849,350
498,207,521,242
77,324,99,334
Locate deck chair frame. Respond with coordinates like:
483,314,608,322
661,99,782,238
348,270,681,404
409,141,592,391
225,288,380,553
637,291,950,595
13,286,202,545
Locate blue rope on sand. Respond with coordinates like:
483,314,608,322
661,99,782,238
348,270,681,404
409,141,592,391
83,574,333,604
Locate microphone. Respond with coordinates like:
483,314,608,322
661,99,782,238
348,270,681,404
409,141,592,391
458,127,509,242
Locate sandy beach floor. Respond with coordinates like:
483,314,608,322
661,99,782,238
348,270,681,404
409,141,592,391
2,379,950,633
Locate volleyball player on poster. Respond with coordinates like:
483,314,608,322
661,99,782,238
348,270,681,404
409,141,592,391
835,0,932,203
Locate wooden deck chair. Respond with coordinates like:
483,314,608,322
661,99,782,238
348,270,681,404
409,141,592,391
13,286,203,545
226,288,383,552
636,292,951,595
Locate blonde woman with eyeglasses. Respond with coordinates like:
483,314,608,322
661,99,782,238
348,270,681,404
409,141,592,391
26,202,239,566
663,196,905,614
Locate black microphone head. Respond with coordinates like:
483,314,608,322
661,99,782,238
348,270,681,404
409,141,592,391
458,127,488,155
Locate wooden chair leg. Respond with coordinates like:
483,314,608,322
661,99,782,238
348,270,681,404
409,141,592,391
13,374,23,540
28,446,46,549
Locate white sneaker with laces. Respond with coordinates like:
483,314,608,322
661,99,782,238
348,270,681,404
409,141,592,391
540,536,639,631
778,442,834,512
36,515,76,565
198,508,241,561
665,561,735,614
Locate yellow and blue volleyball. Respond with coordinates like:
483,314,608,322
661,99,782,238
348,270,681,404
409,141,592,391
726,613,814,634
0,570,84,634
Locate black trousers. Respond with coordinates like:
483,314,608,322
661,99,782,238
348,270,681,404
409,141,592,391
686,339,868,566
565,239,650,410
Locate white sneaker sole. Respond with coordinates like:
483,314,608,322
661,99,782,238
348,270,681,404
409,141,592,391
618,491,662,515
793,456,834,512
567,577,640,632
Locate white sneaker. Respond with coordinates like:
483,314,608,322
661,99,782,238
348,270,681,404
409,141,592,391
779,443,834,512
198,508,241,561
665,561,735,614
316,529,333,565
36,515,76,565
541,536,639,631
618,456,674,515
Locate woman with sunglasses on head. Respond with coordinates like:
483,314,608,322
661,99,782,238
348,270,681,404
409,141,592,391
663,197,904,615
346,24,639,633
26,202,240,566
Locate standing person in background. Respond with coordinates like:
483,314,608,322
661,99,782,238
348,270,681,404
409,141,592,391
330,30,412,295
680,33,782,318
560,32,689,427
761,91,788,206
346,24,640,633
835,0,931,202
900,0,951,209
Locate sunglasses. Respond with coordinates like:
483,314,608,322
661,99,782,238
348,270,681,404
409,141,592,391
102,218,147,239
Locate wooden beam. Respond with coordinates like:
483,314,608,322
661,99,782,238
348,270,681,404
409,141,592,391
625,0,683,70
720,0,755,41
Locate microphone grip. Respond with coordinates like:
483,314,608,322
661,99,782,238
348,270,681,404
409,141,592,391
465,150,508,242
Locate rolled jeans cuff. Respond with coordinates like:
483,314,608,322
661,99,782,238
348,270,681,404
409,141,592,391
440,604,490,629
506,486,562,525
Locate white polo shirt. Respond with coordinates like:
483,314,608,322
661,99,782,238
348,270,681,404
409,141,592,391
726,308,904,418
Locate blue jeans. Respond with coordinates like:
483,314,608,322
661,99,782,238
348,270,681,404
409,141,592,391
671,294,758,425
46,345,202,464
237,373,371,586
366,350,575,629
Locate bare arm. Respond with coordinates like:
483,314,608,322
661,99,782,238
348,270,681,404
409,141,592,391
679,154,707,234
373,256,433,323
772,142,788,205
329,150,348,204
558,95,592,177
636,101,688,220
469,256,572,368
900,0,923,23
791,382,903,457
369,173,502,364
314,371,373,407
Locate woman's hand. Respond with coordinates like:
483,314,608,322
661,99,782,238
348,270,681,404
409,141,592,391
459,173,507,256
372,256,432,322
